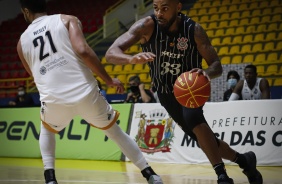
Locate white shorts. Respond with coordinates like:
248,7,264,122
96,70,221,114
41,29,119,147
40,89,119,133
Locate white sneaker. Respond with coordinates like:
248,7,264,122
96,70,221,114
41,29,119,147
148,175,163,184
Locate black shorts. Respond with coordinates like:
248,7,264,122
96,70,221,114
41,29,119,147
158,92,211,141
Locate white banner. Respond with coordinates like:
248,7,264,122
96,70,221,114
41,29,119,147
127,100,282,166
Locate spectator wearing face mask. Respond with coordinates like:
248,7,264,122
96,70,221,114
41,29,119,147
223,70,241,101
125,75,156,103
8,85,34,107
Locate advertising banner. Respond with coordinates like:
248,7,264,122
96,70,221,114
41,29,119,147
0,104,132,160
128,100,282,166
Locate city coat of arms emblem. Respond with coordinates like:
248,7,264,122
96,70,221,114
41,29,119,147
134,109,176,154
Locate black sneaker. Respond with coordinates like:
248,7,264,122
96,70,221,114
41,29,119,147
242,151,263,184
44,169,58,184
217,174,234,184
141,167,163,184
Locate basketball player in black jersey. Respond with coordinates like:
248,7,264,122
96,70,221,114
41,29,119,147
106,0,263,183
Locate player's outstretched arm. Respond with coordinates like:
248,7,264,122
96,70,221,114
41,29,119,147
194,23,222,79
61,15,113,84
62,14,124,93
106,17,155,65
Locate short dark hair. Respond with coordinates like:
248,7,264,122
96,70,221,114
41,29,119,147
245,64,257,74
20,0,47,13
226,70,240,81
129,75,140,83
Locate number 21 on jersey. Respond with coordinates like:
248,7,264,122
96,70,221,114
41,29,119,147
33,30,57,61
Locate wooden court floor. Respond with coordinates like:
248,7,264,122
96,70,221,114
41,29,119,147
0,158,281,184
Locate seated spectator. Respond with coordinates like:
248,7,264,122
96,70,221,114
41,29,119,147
223,70,241,101
229,64,271,100
125,75,156,103
8,85,34,107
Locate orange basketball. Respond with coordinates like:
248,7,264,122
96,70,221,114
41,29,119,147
173,71,211,108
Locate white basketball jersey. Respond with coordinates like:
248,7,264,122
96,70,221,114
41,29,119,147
241,78,262,100
20,15,97,104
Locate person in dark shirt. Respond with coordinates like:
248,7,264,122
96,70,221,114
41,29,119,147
125,75,156,103
8,85,34,107
105,0,263,183
223,70,241,101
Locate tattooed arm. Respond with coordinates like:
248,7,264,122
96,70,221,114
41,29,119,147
194,23,222,79
106,16,156,65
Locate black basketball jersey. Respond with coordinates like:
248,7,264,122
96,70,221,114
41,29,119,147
141,13,202,94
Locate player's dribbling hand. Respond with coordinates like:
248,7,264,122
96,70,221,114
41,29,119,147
190,68,210,81
108,78,125,94
130,52,155,64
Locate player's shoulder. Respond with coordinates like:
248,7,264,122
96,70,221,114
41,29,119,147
238,80,244,87
128,16,154,40
239,79,244,84
133,16,154,29
59,14,81,28
259,77,269,86
194,21,204,32
60,14,79,21
258,77,265,82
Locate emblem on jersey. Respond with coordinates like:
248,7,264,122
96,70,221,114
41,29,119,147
254,88,258,94
134,109,176,154
40,66,47,75
177,37,188,50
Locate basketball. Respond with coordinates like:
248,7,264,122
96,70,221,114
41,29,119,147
173,71,211,108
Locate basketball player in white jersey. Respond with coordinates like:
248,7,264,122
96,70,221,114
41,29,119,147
17,0,163,184
229,64,271,100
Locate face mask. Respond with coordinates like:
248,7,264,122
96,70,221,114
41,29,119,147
130,86,140,94
227,79,237,89
18,91,25,96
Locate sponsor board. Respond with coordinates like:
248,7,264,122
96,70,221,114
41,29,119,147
0,104,132,160
128,100,282,166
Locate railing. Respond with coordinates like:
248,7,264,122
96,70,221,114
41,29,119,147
0,77,36,97
86,18,120,48
135,0,153,21
105,0,125,14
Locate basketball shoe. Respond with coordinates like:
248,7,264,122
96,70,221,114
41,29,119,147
242,151,263,184
141,166,163,184
217,174,234,184
44,169,58,184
